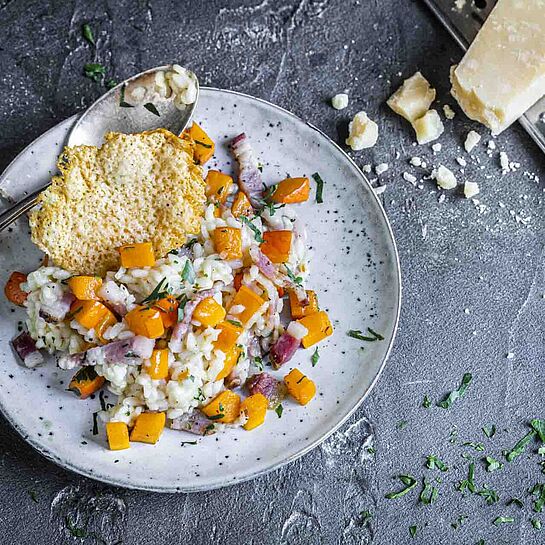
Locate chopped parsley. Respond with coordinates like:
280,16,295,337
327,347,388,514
144,102,160,116
484,456,503,472
463,441,485,452
142,277,170,304
530,484,545,513
208,413,225,421
240,215,264,243
226,319,242,328
385,474,418,499
28,490,38,503
437,372,472,409
194,139,212,148
426,455,448,472
285,265,303,286
397,420,408,430
105,78,117,89
507,498,524,508
311,347,319,367
347,327,384,342
493,516,514,525
275,404,283,418
505,429,536,462
312,172,325,204
531,419,545,442
254,356,264,372
457,462,476,494
422,395,431,408
360,510,372,525
532,519,542,530
419,478,438,505
181,260,195,284
82,23,95,45
451,515,468,530
482,425,496,438
83,63,105,83
477,485,499,505
409,525,417,538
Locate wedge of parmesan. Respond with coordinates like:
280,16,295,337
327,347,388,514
29,129,206,275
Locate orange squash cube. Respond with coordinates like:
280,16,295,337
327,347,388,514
187,122,215,164
216,345,242,381
231,192,253,218
213,227,242,260
288,289,319,319
125,306,165,339
229,285,266,325
297,310,333,348
67,276,103,301
206,170,233,204
70,300,115,331
119,242,155,268
260,230,292,263
214,321,243,352
241,393,268,430
284,368,316,405
146,348,170,380
271,177,310,204
153,296,179,329
68,367,105,399
95,311,118,343
129,412,166,444
202,390,241,423
106,421,130,450
193,297,226,327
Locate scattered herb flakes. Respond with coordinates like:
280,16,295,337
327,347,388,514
449,426,459,444
360,510,372,526
530,484,545,513
194,139,213,149
254,356,264,372
463,441,485,452
65,516,87,538
312,172,325,204
92,411,99,435
347,327,383,343
409,525,417,538
482,425,496,439
397,420,408,430
451,515,468,530
477,485,499,505
275,404,284,418
119,84,134,108
531,419,545,442
437,372,472,409
284,265,303,286
505,429,537,462
366,446,376,455
422,395,431,409
105,79,117,90
28,490,38,503
226,319,242,328
367,327,384,340
142,277,170,304
240,215,264,243
476,540,485,545
311,347,319,367
532,519,542,530
82,23,95,45
457,462,476,494
426,455,448,472
385,474,418,500
83,63,105,83
143,102,160,116
507,498,524,508
181,261,195,284
493,516,514,525
419,479,439,505
484,456,504,472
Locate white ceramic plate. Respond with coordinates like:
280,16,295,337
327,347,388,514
0,89,400,492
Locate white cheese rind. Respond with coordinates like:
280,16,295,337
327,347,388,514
387,72,436,122
450,0,545,135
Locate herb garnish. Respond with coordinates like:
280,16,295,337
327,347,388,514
530,484,545,513
177,295,188,321
532,519,542,530
28,490,38,503
312,172,325,204
144,102,160,116
254,356,264,372
65,516,87,538
426,455,448,472
507,498,524,508
142,277,170,304
275,404,283,418
437,372,472,409
311,347,319,366
194,139,213,148
409,525,417,538
482,425,496,438
83,63,105,83
208,413,225,421
226,319,242,328
505,429,536,462
451,515,468,530
105,79,117,90
347,327,384,342
463,441,485,452
181,260,195,284
385,474,418,499
119,84,134,108
457,462,476,494
82,23,95,45
422,395,431,408
419,479,438,505
240,215,264,243
285,265,303,286
531,419,545,442
493,516,514,525
477,485,499,505
484,456,503,472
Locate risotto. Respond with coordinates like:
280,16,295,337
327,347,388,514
5,126,333,451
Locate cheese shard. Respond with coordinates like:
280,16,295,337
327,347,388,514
450,0,545,135
387,72,436,122
412,110,444,145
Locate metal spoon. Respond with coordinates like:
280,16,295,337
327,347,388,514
0,64,199,232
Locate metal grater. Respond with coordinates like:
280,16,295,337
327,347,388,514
422,0,545,153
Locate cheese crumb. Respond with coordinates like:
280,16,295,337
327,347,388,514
375,163,389,175
464,130,481,153
403,172,417,183
500,151,510,172
387,72,436,122
456,157,467,167
432,143,442,153
362,164,372,173
487,140,496,150
412,110,444,144
506,352,514,359
464,181,480,199
331,93,349,110
373,185,387,195
443,104,455,119
346,111,379,150
432,165,457,190
410,156,422,167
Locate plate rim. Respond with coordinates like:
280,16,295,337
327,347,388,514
0,87,402,493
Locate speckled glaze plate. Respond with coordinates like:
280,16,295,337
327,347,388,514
0,88,400,492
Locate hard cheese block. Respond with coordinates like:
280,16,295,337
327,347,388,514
450,0,545,135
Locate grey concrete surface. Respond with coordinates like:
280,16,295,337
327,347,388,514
0,0,544,543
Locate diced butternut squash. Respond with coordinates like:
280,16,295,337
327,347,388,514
206,170,233,204
68,367,105,399
129,412,166,444
214,321,243,352
216,345,242,381
106,422,130,451
260,230,292,263
153,296,179,329
289,289,319,319
213,227,242,260
125,306,165,339
67,276,102,301
213,204,223,218
146,348,169,380
95,311,118,344
70,300,115,331
284,368,316,405
4,271,28,306
271,177,310,204
297,310,333,348
231,192,253,218
241,393,268,430
187,122,215,164
119,242,155,268
229,285,266,325
193,297,226,327
202,390,241,423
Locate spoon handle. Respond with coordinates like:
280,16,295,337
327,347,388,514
0,185,49,232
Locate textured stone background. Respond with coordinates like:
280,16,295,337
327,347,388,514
0,0,544,543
